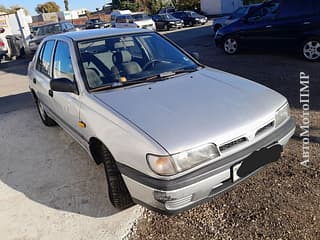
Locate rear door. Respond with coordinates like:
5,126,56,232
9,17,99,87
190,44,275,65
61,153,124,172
270,0,317,49
33,40,56,113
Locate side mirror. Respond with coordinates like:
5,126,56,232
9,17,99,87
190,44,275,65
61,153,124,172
50,78,78,94
128,19,134,24
191,52,200,61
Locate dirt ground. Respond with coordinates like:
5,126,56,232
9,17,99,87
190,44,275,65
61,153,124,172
130,110,320,240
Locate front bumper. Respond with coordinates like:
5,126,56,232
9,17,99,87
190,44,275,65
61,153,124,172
121,118,295,215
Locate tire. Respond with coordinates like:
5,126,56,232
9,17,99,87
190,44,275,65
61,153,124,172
302,38,320,61
35,98,57,126
223,36,239,55
100,144,134,209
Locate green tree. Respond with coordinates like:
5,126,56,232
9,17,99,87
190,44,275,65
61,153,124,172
0,4,29,15
119,1,140,12
64,0,69,11
35,1,60,14
176,0,200,11
142,0,162,15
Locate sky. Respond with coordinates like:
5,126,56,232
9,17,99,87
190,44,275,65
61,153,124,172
1,0,112,16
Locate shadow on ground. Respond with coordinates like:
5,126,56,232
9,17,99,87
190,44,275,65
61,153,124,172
0,106,121,218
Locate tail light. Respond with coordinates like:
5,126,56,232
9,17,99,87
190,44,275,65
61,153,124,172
0,40,5,48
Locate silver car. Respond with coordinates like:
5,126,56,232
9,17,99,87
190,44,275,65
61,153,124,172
28,28,295,215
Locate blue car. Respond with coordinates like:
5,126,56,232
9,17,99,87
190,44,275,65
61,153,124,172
215,0,320,61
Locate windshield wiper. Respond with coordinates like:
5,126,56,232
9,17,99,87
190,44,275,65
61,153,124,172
91,67,199,92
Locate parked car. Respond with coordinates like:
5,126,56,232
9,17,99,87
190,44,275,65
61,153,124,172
85,18,109,29
28,22,76,52
0,33,25,63
172,11,207,26
215,0,320,61
212,4,262,34
152,14,184,31
115,13,156,30
28,28,295,215
0,37,8,62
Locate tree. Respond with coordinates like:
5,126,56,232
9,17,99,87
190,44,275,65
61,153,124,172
35,2,60,14
64,0,69,11
176,0,200,11
0,4,29,15
142,0,162,15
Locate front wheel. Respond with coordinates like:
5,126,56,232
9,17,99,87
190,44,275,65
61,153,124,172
100,144,134,209
223,37,239,55
302,39,320,61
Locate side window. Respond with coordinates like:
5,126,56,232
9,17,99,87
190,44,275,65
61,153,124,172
53,41,74,81
36,40,55,77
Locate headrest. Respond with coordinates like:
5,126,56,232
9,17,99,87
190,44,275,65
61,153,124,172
113,50,132,64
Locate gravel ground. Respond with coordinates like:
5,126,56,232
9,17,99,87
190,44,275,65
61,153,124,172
130,111,319,240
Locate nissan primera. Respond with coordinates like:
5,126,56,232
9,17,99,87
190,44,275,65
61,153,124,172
28,28,295,214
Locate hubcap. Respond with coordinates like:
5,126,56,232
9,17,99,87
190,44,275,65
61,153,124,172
224,38,238,54
303,40,320,60
38,101,46,120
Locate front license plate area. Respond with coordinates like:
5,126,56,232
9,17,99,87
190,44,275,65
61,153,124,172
234,144,283,180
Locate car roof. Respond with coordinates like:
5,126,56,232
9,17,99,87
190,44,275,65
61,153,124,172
45,28,153,42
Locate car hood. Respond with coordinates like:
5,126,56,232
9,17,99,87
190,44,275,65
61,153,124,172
93,68,286,154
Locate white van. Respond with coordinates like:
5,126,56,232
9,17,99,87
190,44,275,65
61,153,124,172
111,10,133,27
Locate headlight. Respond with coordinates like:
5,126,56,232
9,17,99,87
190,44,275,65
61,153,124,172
195,18,200,21
275,103,290,127
147,144,220,176
169,21,175,24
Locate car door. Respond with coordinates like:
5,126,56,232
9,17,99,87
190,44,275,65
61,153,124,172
50,40,83,144
270,0,319,49
237,4,279,49
33,40,56,114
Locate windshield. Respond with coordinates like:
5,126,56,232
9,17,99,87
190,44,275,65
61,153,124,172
78,32,198,90
131,13,150,20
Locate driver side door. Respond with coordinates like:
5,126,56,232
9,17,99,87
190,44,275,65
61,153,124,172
49,40,84,145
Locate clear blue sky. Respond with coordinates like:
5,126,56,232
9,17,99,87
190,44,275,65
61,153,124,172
1,0,112,16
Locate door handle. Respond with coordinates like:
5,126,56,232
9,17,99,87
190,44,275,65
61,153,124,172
33,78,36,84
303,21,311,25
48,89,53,97
265,25,272,29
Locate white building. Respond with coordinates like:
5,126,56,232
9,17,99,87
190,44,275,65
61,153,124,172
201,0,243,15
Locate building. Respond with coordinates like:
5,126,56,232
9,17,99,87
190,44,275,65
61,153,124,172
201,0,243,15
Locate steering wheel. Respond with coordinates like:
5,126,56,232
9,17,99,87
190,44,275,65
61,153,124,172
142,59,165,71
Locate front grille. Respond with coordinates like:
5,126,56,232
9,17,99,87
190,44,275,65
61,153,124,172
219,137,248,152
255,121,274,136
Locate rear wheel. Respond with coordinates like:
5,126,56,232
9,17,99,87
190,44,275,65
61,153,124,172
35,98,57,126
302,39,320,61
99,144,134,209
223,36,239,55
